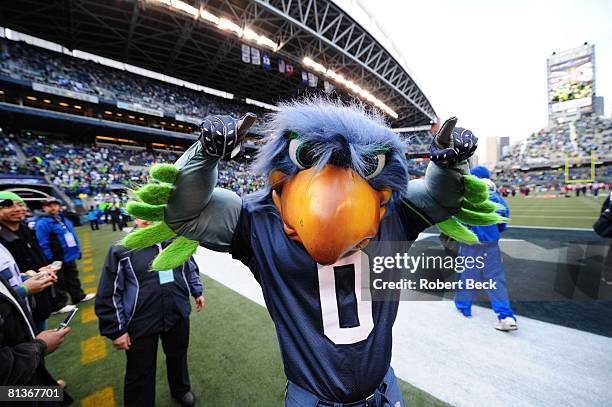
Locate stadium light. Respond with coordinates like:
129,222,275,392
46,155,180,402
303,57,398,119
43,99,51,103
200,9,220,24
150,1,278,51
170,0,199,18
218,18,243,36
26,96,37,101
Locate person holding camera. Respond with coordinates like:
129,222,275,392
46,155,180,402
0,192,64,331
0,273,73,406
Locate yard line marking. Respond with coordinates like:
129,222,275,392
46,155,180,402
81,306,98,324
84,287,96,295
81,387,115,407
508,225,595,231
82,259,94,265
82,274,96,284
510,215,595,219
80,336,107,365
82,265,95,272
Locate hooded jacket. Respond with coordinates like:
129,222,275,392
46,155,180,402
95,241,203,340
467,166,509,242
34,213,81,263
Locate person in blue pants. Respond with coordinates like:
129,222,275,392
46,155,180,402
454,166,517,331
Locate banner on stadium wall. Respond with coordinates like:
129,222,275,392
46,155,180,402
278,59,286,73
286,63,294,76
241,44,251,63
175,114,204,125
32,83,99,104
251,48,261,65
262,52,271,70
324,80,335,93
116,101,164,117
301,71,309,85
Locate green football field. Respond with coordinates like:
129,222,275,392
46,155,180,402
504,195,606,229
45,225,449,407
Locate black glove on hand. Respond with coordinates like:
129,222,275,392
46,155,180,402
429,117,478,167
199,113,257,160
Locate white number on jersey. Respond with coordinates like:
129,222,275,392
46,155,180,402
317,251,374,344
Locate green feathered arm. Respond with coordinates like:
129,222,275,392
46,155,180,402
121,164,200,271
435,175,508,244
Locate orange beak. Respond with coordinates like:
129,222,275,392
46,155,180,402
271,165,391,265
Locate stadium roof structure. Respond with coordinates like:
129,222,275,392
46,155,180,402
0,0,437,127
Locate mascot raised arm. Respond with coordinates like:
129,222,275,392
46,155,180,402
122,99,504,406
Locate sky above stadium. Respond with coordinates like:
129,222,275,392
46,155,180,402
365,0,612,163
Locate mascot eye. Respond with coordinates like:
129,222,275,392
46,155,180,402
362,153,386,179
289,139,316,169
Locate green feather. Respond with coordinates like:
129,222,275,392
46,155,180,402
463,175,489,203
126,201,165,221
134,184,174,205
461,199,497,214
150,164,179,184
454,208,508,226
121,222,176,250
151,236,199,271
436,218,479,244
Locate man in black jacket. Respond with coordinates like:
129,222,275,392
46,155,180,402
95,219,204,407
0,192,68,331
0,275,73,405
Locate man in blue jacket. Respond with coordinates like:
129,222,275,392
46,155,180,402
95,218,204,407
454,166,517,331
35,198,94,309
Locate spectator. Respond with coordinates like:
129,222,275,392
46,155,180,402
0,191,65,330
35,198,95,307
454,166,517,331
110,204,123,232
95,218,204,407
87,206,99,231
0,273,73,406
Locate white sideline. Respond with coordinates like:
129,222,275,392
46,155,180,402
193,248,612,407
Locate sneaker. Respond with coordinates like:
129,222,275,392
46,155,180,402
81,293,96,302
494,317,518,331
52,305,77,314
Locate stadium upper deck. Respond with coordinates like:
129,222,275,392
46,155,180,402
0,0,437,128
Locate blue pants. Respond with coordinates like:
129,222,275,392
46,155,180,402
454,242,515,320
285,367,405,407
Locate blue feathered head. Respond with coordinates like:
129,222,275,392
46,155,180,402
254,98,408,197
251,98,410,265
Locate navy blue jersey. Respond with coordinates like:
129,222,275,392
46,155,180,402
230,192,430,402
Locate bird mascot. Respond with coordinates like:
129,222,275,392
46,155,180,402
122,99,505,406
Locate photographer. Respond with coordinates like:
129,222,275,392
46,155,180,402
0,192,62,331
0,273,73,405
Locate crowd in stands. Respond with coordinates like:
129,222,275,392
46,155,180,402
0,131,267,198
0,39,267,122
497,115,612,169
494,165,612,192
